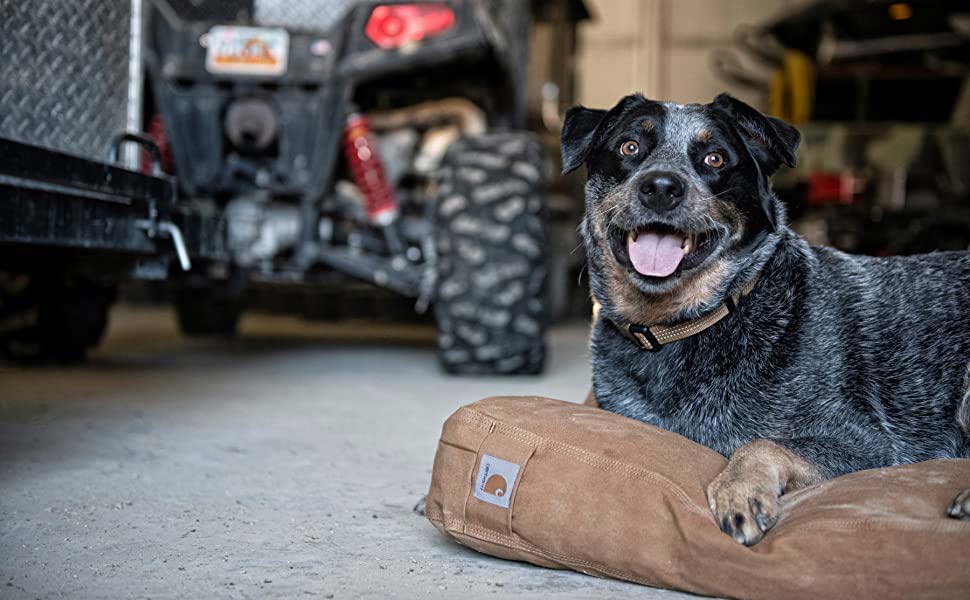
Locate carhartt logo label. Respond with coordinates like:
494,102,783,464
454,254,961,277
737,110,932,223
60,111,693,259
473,454,520,508
484,474,508,496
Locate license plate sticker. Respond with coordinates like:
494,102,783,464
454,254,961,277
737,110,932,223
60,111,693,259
205,26,289,76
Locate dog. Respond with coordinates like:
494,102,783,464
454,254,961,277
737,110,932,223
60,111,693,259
561,92,970,545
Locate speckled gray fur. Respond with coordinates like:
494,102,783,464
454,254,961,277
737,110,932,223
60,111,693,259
564,94,970,478
591,234,970,475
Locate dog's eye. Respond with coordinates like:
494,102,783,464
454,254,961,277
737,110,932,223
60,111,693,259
619,140,639,156
704,152,725,168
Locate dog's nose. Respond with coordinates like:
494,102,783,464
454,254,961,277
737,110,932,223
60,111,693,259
638,172,685,212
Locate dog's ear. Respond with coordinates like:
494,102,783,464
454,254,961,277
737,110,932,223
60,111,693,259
560,105,607,175
712,93,800,177
713,94,798,232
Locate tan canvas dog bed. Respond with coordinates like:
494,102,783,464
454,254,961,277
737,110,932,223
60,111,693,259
424,396,970,599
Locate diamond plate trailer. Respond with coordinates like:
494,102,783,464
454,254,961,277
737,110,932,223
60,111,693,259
0,0,218,360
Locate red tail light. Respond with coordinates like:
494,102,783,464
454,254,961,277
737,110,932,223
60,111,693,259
365,4,456,49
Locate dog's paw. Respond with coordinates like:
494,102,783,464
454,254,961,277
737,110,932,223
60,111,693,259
707,468,780,546
947,488,970,520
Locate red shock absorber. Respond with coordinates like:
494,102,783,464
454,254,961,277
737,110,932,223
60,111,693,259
343,112,399,225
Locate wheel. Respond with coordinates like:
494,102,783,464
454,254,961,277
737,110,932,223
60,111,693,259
431,132,547,375
0,273,115,362
174,286,242,337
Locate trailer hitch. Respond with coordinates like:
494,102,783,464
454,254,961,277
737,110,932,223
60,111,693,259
109,133,191,271
138,220,191,272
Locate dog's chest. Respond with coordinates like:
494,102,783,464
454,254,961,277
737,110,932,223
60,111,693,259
592,340,758,455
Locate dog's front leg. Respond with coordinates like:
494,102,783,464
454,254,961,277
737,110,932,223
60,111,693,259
707,438,868,545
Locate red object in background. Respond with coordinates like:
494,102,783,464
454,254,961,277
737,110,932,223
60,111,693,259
343,113,399,224
365,3,456,49
807,172,857,206
142,113,173,174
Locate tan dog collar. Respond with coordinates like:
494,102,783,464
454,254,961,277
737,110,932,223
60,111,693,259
600,273,761,352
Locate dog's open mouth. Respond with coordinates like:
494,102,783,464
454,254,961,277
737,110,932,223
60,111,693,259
609,223,719,279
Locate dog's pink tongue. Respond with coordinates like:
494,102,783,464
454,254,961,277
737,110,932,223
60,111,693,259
628,232,685,277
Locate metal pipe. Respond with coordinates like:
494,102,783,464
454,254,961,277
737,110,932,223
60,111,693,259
366,97,486,136
158,221,191,271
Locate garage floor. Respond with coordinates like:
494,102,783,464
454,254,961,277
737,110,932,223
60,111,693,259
0,306,699,599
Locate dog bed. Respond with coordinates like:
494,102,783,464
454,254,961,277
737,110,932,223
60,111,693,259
424,396,970,599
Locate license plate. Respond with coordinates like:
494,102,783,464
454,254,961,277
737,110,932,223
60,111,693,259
205,26,289,76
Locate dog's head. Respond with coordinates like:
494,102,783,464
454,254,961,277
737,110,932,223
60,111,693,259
562,93,799,324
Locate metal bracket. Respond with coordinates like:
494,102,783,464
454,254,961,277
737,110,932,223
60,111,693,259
136,219,191,272
109,132,163,175
110,132,190,271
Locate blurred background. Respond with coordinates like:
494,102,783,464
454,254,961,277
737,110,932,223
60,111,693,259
1,1,968,597
2,0,969,366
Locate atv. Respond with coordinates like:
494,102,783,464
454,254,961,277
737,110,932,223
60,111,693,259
142,0,549,374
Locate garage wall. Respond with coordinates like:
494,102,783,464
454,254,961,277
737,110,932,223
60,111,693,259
576,0,802,110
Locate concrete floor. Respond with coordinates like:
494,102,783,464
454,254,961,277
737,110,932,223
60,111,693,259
0,306,699,599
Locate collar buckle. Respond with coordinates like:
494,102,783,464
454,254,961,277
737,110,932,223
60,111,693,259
627,323,662,351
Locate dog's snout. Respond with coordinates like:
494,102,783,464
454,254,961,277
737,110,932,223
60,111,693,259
638,172,685,212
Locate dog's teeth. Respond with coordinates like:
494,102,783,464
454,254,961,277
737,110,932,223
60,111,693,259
682,237,692,254
630,231,638,242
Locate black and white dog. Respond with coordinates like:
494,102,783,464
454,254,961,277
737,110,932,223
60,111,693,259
562,93,970,545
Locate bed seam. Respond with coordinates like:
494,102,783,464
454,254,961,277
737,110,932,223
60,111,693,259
454,408,711,518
